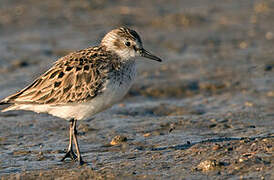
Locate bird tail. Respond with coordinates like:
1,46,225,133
0,97,9,105
0,99,13,112
1,105,18,112
0,101,7,105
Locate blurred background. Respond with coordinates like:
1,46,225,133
0,0,273,179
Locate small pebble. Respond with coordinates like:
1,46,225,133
12,60,29,67
143,133,151,137
212,144,221,151
197,159,221,171
110,135,127,145
245,102,253,107
264,65,272,71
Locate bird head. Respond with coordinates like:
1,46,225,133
101,27,162,62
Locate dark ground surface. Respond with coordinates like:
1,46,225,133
0,0,273,179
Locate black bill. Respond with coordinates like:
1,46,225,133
139,48,162,62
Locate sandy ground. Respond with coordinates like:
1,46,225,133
0,0,273,179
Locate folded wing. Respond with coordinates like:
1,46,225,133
0,46,118,106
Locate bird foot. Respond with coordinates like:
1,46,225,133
78,157,86,166
61,150,77,161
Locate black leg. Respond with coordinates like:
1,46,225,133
61,119,77,161
72,119,85,165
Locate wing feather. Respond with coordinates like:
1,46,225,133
1,46,120,105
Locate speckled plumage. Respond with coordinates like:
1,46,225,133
2,46,121,105
0,27,162,164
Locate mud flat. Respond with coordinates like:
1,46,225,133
0,0,273,179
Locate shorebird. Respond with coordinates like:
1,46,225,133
0,27,162,165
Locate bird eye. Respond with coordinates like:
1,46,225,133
125,41,131,47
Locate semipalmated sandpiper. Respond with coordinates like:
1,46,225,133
0,27,162,165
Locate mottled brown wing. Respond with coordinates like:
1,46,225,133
1,46,119,105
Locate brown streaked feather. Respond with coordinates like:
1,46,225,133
1,46,121,105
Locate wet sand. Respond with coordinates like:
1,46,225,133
0,0,273,179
